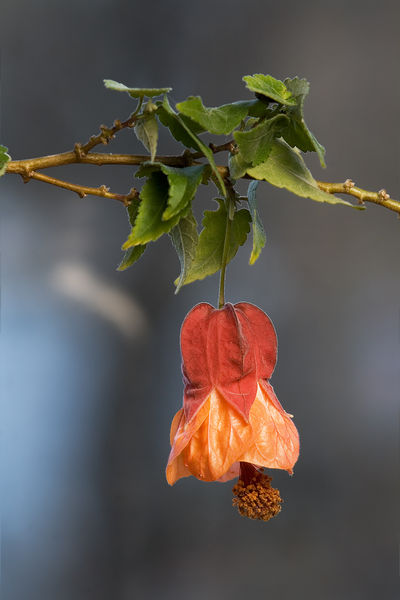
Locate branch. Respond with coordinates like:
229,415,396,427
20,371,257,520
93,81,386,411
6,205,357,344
25,171,138,205
315,179,400,215
5,123,400,214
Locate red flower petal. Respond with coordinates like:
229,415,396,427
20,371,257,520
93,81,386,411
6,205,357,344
180,303,214,422
181,302,277,422
206,303,257,420
234,303,277,380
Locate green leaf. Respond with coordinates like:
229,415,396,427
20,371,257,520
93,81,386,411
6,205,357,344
104,79,172,98
247,181,266,265
117,198,147,269
160,164,205,220
156,98,205,149
169,211,199,293
243,74,297,106
0,145,11,177
127,198,141,226
118,245,147,271
176,97,250,135
233,114,288,167
132,162,205,220
158,96,226,196
180,200,251,286
134,113,159,162
229,151,251,180
122,171,186,248
247,139,357,208
282,77,326,167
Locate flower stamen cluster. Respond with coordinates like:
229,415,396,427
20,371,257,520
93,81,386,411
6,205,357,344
232,463,282,521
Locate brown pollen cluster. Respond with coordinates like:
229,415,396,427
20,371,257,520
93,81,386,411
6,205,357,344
232,463,282,522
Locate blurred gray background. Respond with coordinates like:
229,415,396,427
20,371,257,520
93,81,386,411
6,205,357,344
1,1,399,599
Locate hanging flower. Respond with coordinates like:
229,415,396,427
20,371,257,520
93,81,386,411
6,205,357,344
166,302,299,521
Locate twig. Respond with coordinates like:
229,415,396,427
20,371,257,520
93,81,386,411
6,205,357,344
24,171,138,206
78,101,143,155
5,118,400,214
316,179,400,215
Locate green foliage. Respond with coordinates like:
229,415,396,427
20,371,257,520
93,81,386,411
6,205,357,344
161,164,205,220
229,150,251,181
132,162,205,220
156,97,204,149
118,245,147,271
104,79,172,98
0,145,10,177
281,77,326,167
179,200,251,286
248,140,356,208
176,97,250,135
4,72,362,290
169,211,199,293
233,114,289,169
122,171,187,248
247,181,266,265
117,199,146,270
243,74,297,106
134,112,159,162
157,96,226,195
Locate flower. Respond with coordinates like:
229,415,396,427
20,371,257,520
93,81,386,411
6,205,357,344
166,302,299,521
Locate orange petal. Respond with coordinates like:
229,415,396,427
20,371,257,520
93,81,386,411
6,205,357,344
166,450,192,485
167,400,210,467
166,400,212,485
183,389,254,481
239,382,299,473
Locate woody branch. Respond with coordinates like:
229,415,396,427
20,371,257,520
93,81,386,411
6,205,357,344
5,118,400,215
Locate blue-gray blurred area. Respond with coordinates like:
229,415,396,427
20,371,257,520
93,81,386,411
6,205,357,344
1,1,399,598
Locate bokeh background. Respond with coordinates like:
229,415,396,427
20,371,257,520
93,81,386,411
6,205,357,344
1,1,399,599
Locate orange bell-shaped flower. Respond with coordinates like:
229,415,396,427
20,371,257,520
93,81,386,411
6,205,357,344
166,302,299,521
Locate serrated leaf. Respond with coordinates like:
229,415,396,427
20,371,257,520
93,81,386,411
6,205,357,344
132,162,205,220
122,172,186,248
282,77,326,167
247,181,266,265
134,114,158,162
160,164,205,220
229,151,251,180
157,99,205,149
118,245,147,271
169,211,199,293
176,97,250,135
104,79,172,98
0,145,11,177
233,114,288,167
159,96,226,196
127,198,141,226
243,74,297,106
247,139,357,208
180,200,251,286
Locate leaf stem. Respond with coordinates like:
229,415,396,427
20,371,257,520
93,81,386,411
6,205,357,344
218,197,233,308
